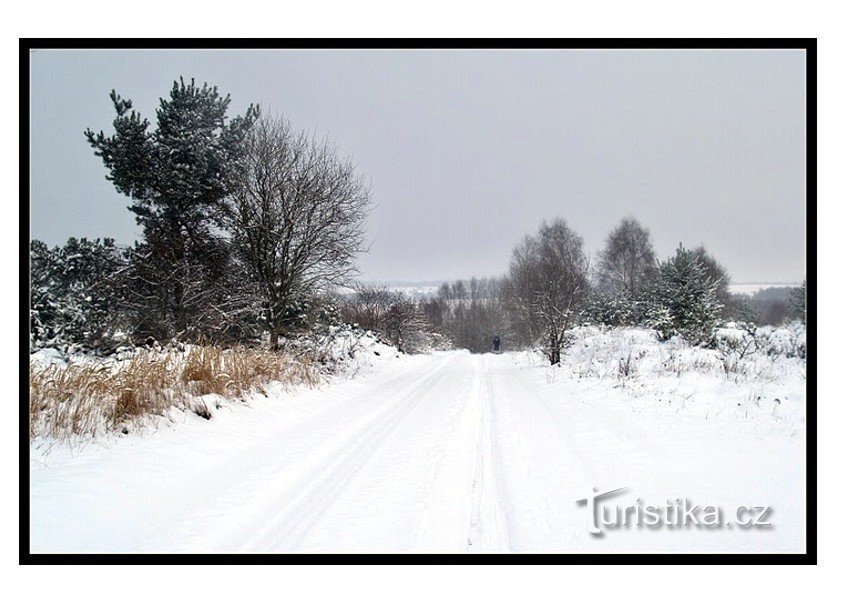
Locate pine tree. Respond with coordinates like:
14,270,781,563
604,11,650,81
644,245,723,345
85,78,259,340
690,245,731,305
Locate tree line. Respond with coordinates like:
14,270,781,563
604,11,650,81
342,217,806,364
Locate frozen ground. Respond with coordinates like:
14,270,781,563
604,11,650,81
30,331,806,554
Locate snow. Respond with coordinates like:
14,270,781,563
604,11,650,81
30,328,806,554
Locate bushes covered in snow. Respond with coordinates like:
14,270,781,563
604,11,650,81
556,323,806,425
712,321,807,374
30,238,128,353
566,322,805,382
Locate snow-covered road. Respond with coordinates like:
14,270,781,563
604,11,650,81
30,350,805,554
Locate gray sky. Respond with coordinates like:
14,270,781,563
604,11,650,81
29,49,806,283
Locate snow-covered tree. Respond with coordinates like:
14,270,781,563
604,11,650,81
689,245,731,305
29,238,126,352
119,239,259,344
382,295,430,354
85,78,258,241
503,219,589,365
644,245,723,345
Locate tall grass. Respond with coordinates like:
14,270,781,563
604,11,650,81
30,346,318,440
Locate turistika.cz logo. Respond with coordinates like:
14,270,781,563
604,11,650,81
577,487,773,536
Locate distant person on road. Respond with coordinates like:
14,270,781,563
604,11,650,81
492,334,501,352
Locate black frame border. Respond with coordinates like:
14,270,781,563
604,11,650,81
20,37,817,565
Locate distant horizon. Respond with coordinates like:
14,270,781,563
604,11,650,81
355,278,802,289
27,232,801,286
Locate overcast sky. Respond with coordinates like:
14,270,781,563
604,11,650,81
29,49,806,283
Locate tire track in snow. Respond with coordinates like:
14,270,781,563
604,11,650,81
232,351,464,552
481,355,602,551
466,356,514,552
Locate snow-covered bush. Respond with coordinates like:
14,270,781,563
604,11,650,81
549,323,805,430
580,291,642,327
30,238,128,354
563,324,806,410
279,323,399,374
713,321,761,376
712,321,806,374
750,321,807,360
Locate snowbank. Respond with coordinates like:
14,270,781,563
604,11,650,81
548,324,806,433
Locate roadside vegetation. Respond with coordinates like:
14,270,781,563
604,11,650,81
30,345,322,440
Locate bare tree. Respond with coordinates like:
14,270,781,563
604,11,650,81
597,217,656,299
222,115,371,348
382,294,430,354
118,237,258,344
342,287,434,353
432,276,507,353
451,280,467,301
503,219,589,365
343,285,394,330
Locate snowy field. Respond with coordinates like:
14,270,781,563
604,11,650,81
30,327,806,554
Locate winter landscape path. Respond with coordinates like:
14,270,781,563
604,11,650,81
30,351,805,553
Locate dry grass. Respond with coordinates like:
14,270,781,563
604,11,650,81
30,346,319,440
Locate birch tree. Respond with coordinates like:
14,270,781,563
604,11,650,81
597,217,656,299
503,219,589,365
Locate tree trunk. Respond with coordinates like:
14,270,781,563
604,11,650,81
547,334,560,365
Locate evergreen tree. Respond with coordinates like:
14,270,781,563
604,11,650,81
689,245,731,305
85,78,259,340
581,290,639,327
644,245,723,345
29,238,126,352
